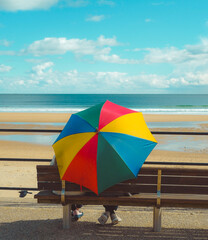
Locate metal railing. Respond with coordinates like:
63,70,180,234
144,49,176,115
0,128,208,135
0,128,208,193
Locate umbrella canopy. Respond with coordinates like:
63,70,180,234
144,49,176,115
53,100,157,195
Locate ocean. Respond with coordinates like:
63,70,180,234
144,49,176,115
0,94,208,114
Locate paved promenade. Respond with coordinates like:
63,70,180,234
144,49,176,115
0,198,208,240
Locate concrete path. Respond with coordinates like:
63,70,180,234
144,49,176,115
0,198,208,240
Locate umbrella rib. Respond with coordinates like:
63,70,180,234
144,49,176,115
99,112,142,131
53,131,96,145
100,131,157,144
53,114,97,145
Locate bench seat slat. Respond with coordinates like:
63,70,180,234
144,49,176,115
37,181,208,194
34,191,208,208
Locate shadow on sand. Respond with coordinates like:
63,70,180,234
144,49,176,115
0,218,208,240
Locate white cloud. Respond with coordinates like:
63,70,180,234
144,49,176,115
22,35,139,64
95,54,139,64
2,66,208,93
26,69,136,92
0,0,90,11
186,37,208,54
25,67,172,91
143,47,189,64
138,71,208,89
0,39,11,47
0,0,59,11
16,80,25,85
142,38,208,68
22,36,115,56
0,64,12,72
131,43,205,67
135,74,168,88
168,71,208,86
97,35,118,46
86,15,105,22
31,62,54,79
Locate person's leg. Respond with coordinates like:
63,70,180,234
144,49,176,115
103,205,121,225
110,211,122,225
98,209,110,225
103,205,118,214
98,205,121,225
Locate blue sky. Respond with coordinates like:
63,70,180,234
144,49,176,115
1,0,208,93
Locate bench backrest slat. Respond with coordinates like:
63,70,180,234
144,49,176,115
37,173,158,184
36,165,208,195
38,173,61,181
38,182,158,193
37,165,208,176
37,173,208,186
126,175,208,185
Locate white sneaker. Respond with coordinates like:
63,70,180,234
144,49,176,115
110,213,122,225
98,211,110,225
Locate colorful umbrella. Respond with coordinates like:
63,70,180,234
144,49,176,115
53,100,157,195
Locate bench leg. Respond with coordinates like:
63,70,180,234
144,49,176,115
153,207,162,232
63,204,72,229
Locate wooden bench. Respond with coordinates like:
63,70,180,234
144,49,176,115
34,165,208,232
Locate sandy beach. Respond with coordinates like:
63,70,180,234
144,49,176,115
0,112,208,239
0,112,208,196
1,111,208,123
